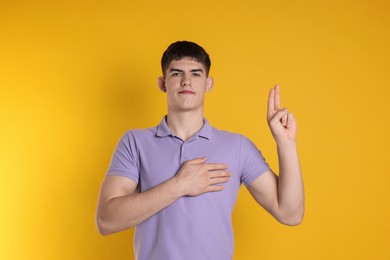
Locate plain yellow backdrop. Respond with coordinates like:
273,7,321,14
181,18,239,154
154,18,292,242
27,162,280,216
1,0,389,259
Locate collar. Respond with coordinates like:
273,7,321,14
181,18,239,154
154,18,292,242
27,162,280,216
156,116,212,140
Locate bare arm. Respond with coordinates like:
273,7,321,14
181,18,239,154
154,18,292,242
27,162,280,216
96,157,231,235
248,85,304,226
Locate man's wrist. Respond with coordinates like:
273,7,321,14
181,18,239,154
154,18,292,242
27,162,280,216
168,175,186,198
276,139,297,151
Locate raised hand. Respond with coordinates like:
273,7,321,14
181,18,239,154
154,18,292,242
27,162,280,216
267,85,297,145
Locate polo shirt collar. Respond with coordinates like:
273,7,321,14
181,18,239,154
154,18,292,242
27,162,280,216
156,116,212,140
156,116,172,137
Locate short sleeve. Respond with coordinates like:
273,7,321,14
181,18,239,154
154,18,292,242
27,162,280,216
239,135,271,187
106,131,139,184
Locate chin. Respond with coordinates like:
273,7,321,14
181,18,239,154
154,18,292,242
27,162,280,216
173,105,201,112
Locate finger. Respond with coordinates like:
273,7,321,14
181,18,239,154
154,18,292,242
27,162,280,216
270,108,288,125
267,87,275,119
209,177,230,185
281,112,288,127
185,157,207,165
207,185,224,192
205,163,229,171
274,84,281,110
209,171,231,178
287,112,294,128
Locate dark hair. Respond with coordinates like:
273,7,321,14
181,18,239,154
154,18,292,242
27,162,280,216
161,41,211,76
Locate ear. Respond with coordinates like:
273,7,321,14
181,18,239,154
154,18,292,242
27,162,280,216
205,77,214,92
157,76,166,92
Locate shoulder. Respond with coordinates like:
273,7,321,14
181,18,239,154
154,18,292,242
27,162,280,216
210,125,259,151
210,126,246,143
114,126,158,150
121,126,157,139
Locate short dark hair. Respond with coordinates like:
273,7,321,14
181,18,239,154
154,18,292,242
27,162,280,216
161,41,211,76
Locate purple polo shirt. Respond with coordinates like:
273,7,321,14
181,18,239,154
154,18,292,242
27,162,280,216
107,116,270,260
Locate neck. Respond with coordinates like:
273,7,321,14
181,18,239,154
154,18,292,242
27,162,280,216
166,109,204,141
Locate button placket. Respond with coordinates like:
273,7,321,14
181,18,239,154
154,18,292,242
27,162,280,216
180,142,187,164
179,136,198,164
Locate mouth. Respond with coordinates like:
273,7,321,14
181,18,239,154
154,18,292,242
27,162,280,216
178,90,195,94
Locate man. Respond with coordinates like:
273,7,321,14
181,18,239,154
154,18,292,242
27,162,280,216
96,41,304,260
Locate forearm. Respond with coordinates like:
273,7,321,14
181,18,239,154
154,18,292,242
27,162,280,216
97,177,182,235
96,158,230,235
276,141,304,224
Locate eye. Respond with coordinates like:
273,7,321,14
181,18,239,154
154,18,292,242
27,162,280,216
192,73,201,77
171,72,182,77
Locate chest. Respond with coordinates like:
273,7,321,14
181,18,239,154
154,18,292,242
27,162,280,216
137,136,241,192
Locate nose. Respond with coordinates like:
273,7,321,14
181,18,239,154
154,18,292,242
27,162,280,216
181,73,191,87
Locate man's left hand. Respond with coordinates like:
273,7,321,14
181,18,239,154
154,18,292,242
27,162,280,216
267,84,297,145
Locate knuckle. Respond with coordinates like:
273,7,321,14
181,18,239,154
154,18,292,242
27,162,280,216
200,165,207,172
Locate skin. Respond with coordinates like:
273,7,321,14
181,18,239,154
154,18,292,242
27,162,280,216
247,84,304,225
157,59,214,140
95,58,304,236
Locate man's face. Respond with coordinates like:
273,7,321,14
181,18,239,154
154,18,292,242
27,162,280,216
158,58,213,113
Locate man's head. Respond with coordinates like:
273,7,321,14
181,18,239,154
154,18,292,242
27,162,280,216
158,41,214,113
161,41,211,77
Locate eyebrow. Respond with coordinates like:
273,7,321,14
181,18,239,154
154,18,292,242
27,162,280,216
169,68,204,73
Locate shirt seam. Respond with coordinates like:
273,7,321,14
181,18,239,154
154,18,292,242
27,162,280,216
238,134,243,183
107,170,139,182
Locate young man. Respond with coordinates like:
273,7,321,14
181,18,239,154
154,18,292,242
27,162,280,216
96,41,304,260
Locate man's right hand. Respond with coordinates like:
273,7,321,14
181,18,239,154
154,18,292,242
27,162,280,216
174,157,231,197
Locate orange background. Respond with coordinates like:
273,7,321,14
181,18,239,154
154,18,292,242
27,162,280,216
1,0,389,259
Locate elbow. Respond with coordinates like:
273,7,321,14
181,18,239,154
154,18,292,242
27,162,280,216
96,215,116,236
97,227,111,237
96,218,110,236
280,215,304,226
96,214,136,236
277,209,304,226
